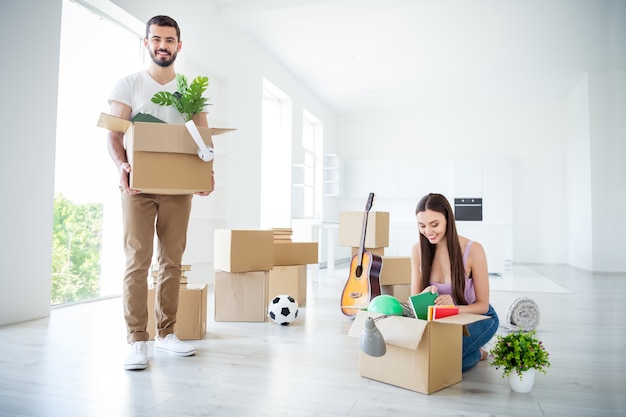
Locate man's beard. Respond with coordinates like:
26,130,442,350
150,49,177,67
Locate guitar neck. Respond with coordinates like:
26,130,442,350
356,209,369,265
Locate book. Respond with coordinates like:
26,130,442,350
272,228,293,242
131,112,166,123
408,292,437,320
427,305,459,321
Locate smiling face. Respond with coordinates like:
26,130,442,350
417,209,448,245
145,24,181,68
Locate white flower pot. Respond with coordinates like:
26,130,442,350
508,368,536,393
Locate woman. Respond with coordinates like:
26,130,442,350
410,193,499,372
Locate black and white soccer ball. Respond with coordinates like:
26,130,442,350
268,294,299,325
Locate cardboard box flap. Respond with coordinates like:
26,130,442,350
348,311,490,350
97,112,235,137
211,128,237,136
348,310,428,351
97,112,132,133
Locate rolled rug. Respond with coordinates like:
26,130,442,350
506,297,540,331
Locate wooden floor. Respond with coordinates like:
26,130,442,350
0,264,624,417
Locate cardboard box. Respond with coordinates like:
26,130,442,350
379,256,411,285
97,113,234,194
214,229,274,272
350,247,385,257
348,310,488,394
274,242,318,266
214,271,269,322
268,265,307,305
381,284,411,302
339,211,390,248
147,284,207,340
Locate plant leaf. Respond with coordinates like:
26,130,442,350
151,91,175,106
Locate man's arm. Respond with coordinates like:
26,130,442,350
191,111,209,128
191,111,214,196
107,101,138,193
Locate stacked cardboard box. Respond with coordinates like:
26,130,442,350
269,241,318,305
339,210,390,251
213,229,319,321
147,264,207,340
213,230,274,322
378,256,412,301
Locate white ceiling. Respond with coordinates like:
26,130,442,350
212,0,624,116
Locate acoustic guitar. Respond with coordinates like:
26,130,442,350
340,192,382,317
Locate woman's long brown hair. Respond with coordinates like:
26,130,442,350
416,193,468,305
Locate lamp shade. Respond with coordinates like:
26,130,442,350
359,316,386,357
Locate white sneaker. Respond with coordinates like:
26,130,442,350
124,341,148,370
154,334,196,357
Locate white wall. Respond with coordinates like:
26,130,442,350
1,0,623,327
588,69,626,272
0,1,61,325
335,104,568,264
566,75,593,271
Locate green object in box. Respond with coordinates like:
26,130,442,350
368,294,403,316
131,112,166,123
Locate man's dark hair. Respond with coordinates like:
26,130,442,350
146,15,180,40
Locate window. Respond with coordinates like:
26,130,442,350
260,80,292,229
52,0,144,304
301,110,323,219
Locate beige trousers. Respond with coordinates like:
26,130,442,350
120,193,193,343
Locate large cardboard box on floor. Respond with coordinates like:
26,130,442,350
97,113,234,194
146,284,207,340
339,211,390,248
274,242,318,266
268,265,307,305
214,271,269,322
348,310,488,394
379,256,411,301
214,229,274,272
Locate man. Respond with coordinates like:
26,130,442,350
107,15,212,370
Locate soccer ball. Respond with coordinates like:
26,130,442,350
268,294,299,325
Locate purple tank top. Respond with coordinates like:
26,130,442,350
430,241,476,304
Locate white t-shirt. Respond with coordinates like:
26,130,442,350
108,70,186,125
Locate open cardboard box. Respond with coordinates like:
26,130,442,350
97,113,234,194
348,310,488,394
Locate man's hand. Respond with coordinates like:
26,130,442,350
119,162,140,194
194,170,215,196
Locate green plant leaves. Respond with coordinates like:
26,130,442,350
151,73,211,121
489,330,551,377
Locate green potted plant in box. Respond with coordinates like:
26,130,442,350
151,73,211,121
489,330,551,393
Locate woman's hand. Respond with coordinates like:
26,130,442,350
435,293,454,306
421,285,439,295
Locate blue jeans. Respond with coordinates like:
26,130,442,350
462,304,499,372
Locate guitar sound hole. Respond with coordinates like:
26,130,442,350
355,265,363,277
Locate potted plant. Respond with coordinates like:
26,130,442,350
151,73,211,121
489,330,551,393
